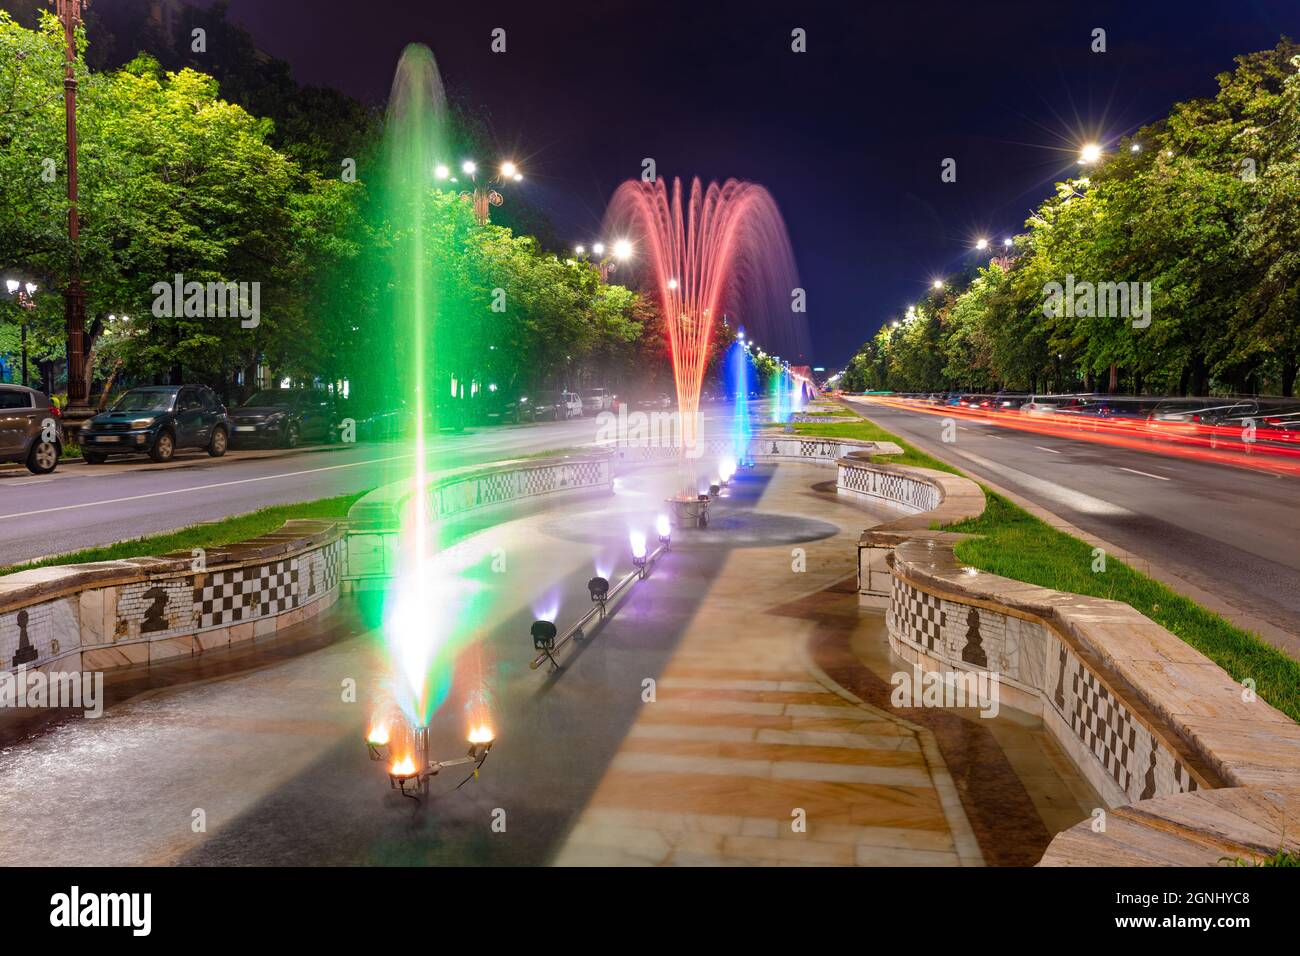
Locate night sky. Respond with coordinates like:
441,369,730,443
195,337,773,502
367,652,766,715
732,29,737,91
158,1,1300,364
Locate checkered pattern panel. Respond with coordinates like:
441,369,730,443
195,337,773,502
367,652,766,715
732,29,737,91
521,467,558,496
475,471,517,506
563,461,606,487
1070,664,1136,793
321,539,343,593
798,440,842,460
888,580,945,651
197,559,298,629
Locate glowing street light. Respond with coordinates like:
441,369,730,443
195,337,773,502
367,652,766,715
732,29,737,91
574,244,586,256
3,277,37,386
975,238,989,251
1079,142,1103,165
452,158,521,224
932,279,944,290
1130,143,1141,153
434,163,450,180
580,238,632,282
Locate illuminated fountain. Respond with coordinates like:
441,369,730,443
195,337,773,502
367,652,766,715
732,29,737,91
605,177,806,524
362,44,495,798
726,339,754,468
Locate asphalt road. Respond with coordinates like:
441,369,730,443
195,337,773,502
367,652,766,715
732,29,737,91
847,399,1300,647
0,413,611,567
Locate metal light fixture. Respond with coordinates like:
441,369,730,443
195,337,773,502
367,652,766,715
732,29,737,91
531,619,559,671
656,514,672,546
375,721,495,803
588,576,610,606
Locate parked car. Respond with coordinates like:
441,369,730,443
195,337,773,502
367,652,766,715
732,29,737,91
636,392,673,410
228,388,337,448
334,399,412,442
1144,399,1258,442
562,391,583,419
992,392,1029,411
0,383,63,474
81,385,229,463
582,388,614,415
527,390,566,421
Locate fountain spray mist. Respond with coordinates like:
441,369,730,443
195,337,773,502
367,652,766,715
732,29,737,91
376,44,449,723
605,177,807,476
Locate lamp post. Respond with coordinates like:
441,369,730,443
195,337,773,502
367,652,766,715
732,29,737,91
446,159,521,225
4,279,38,387
574,238,632,283
52,0,91,430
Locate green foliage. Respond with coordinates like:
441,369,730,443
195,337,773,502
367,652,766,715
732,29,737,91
839,39,1300,398
0,13,660,403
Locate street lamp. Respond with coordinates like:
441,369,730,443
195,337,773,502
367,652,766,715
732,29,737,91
975,238,989,251
453,158,522,224
52,0,91,428
1079,142,1103,165
932,279,944,290
575,238,632,282
3,277,37,387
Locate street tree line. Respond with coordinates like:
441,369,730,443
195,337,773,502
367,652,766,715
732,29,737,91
0,11,658,415
840,39,1300,399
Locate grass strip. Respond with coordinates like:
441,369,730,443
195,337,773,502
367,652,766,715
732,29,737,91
1,490,368,578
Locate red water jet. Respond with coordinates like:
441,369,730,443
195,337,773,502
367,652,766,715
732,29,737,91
606,177,806,452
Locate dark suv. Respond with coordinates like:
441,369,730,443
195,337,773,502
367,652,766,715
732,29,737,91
81,385,229,463
229,388,337,449
0,384,63,474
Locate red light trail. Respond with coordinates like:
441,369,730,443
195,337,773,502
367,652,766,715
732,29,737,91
861,397,1300,478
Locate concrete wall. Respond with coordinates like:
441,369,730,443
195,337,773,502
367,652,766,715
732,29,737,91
817,451,1300,825
0,520,344,676
344,452,614,581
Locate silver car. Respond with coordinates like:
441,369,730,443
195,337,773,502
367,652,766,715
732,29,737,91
0,384,63,474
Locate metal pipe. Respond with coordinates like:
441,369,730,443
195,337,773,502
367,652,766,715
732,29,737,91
530,542,669,670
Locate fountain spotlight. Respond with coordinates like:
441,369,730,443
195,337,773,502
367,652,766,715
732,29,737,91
383,722,496,802
630,529,648,572
366,723,391,762
588,575,610,606
657,513,672,546
531,619,560,670
719,457,737,484
709,480,721,497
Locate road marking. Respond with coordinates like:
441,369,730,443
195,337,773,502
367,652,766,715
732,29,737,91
1118,467,1170,481
952,448,1130,516
1033,445,1061,454
0,452,415,520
